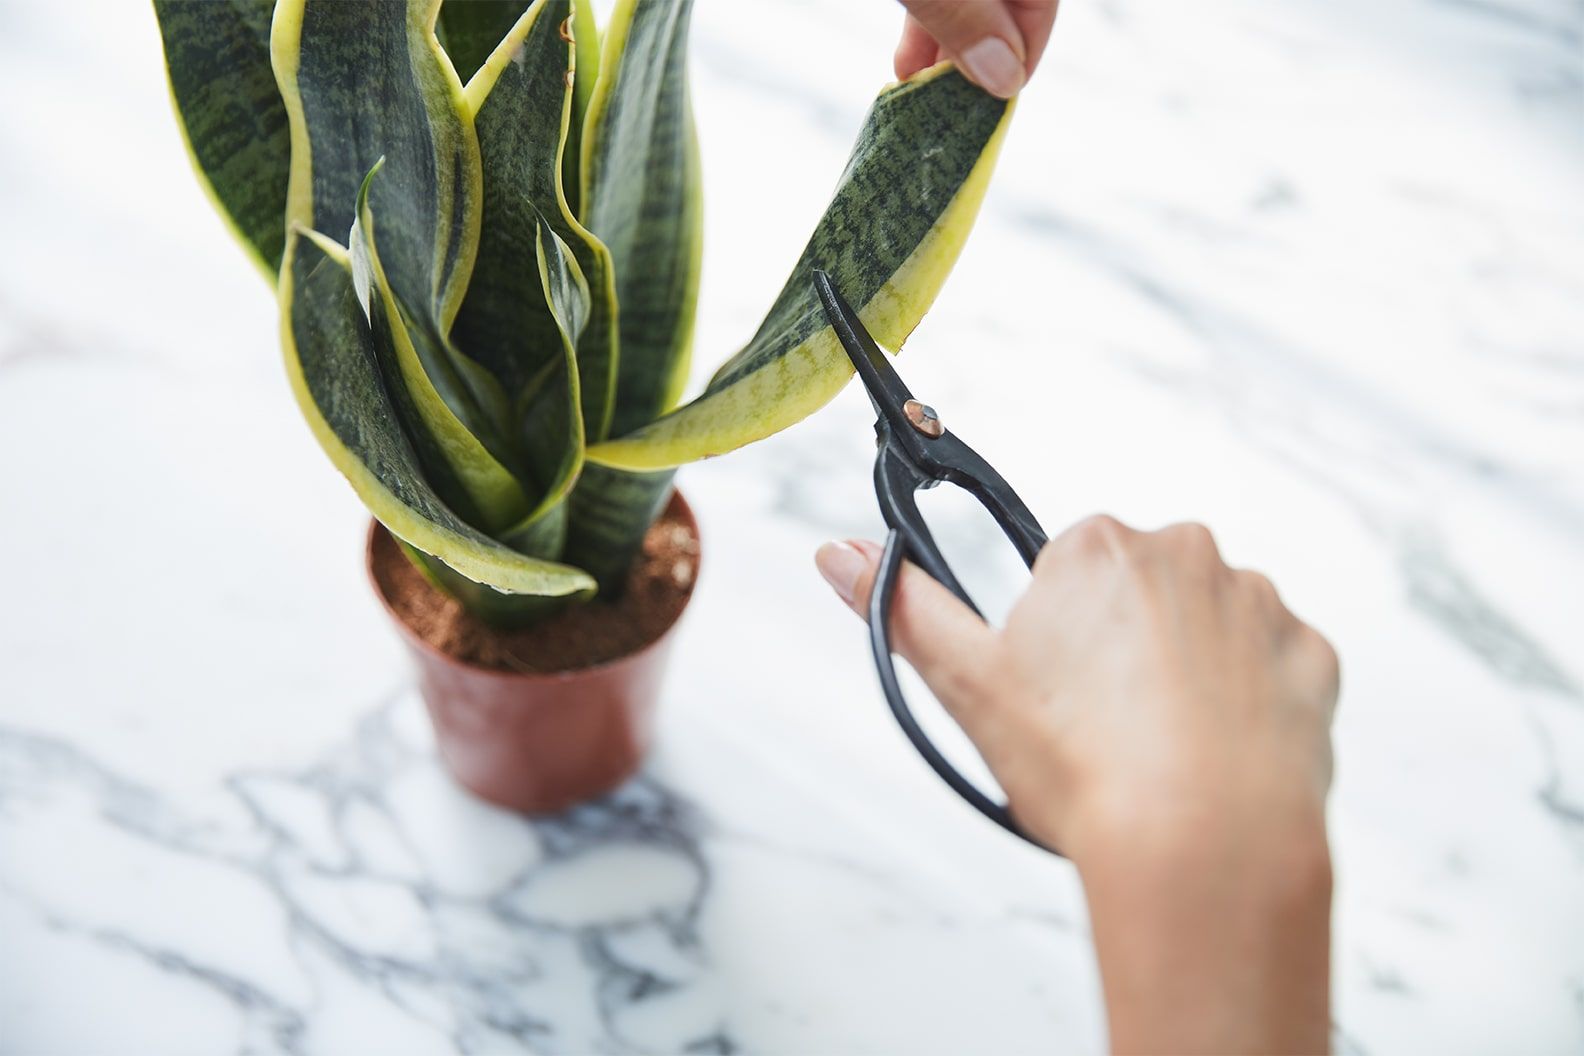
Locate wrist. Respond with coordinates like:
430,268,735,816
1060,779,1332,909
1070,793,1334,1055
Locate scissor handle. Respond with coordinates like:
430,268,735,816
867,452,1059,855
930,431,1049,567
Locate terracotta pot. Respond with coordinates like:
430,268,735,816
366,493,699,814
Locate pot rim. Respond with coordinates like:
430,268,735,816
366,489,700,684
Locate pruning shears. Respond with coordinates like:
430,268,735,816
812,270,1057,855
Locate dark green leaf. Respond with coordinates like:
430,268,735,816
352,162,533,531
402,539,575,630
563,0,602,219
154,0,290,274
455,0,618,442
494,223,591,554
280,227,595,598
277,0,538,530
589,66,1012,470
563,464,676,594
436,0,530,84
579,0,702,437
273,0,478,328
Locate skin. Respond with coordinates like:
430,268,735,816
816,516,1339,1054
895,0,1062,98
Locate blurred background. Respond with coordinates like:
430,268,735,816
1,0,1581,1052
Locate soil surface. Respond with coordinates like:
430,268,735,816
372,499,698,673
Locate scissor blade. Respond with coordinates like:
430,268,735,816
812,269,915,415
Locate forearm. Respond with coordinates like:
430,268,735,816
1074,811,1333,1055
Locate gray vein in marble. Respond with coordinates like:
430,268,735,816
1012,201,1584,535
1332,1021,1373,1056
1359,953,1418,999
1433,0,1584,47
3,886,312,1056
1399,534,1580,701
1391,905,1453,933
0,701,737,1056
1220,445,1584,837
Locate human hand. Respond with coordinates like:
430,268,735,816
895,1,1060,98
815,515,1340,1052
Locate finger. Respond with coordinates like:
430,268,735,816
894,14,942,80
814,539,1005,723
898,0,1027,98
1008,0,1060,77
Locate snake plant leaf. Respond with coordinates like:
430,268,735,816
455,0,619,442
436,0,530,84
279,227,596,599
496,223,591,554
154,0,290,276
404,538,576,629
352,163,533,532
587,65,1013,471
272,0,479,332
563,464,675,594
277,0,539,531
579,0,703,437
565,0,602,220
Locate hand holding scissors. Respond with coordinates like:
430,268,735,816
813,274,1340,1047
812,268,1339,865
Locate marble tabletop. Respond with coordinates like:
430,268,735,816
2,0,1582,1052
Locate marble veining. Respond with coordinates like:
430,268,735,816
2,0,1581,1051
1,698,733,1055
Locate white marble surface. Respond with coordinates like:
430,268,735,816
2,0,1582,1052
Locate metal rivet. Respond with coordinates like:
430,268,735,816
903,399,944,438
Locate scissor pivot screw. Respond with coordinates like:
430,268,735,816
903,399,944,438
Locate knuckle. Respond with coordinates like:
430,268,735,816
1069,513,1128,550
1239,568,1281,606
1290,623,1342,699
1305,626,1342,684
1043,514,1139,581
1166,520,1220,559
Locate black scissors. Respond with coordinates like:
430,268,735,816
813,270,1057,854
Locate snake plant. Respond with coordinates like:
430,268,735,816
155,0,1012,627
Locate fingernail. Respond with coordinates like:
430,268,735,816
815,541,866,606
960,37,1025,98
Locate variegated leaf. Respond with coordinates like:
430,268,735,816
436,0,530,83
275,0,536,531
279,227,595,598
154,0,290,275
496,223,591,551
456,0,618,441
353,163,533,531
563,464,676,594
588,65,1012,471
579,0,702,437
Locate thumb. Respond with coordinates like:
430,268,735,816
897,0,1027,98
815,539,1006,729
